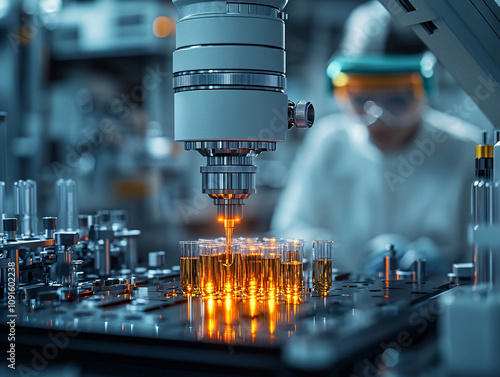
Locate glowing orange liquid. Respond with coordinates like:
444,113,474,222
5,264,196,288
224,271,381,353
262,256,281,297
282,261,303,295
313,259,332,294
243,253,262,297
180,257,200,295
200,254,220,296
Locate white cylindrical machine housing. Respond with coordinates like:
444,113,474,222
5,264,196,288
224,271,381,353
173,0,289,142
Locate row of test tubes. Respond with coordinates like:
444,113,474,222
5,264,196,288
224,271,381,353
0,178,79,239
180,238,335,298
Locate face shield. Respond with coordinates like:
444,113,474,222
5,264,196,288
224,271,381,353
333,72,425,128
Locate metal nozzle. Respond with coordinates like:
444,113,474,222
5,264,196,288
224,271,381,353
187,141,276,221
216,200,243,221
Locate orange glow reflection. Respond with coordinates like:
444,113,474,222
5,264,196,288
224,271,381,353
268,299,276,336
193,295,305,344
153,16,174,38
249,297,257,318
207,298,215,339
251,317,257,343
224,298,232,325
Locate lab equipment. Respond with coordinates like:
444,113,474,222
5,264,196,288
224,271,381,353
312,240,333,294
262,242,281,297
0,176,466,376
56,179,79,231
242,243,263,297
220,243,242,297
14,179,38,238
172,0,314,243
0,113,6,183
281,240,304,296
379,0,500,125
199,242,223,296
51,232,79,287
384,244,398,281
0,181,5,237
180,241,200,295
471,131,494,287
149,251,166,268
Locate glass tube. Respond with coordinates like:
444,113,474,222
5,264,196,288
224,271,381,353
56,179,79,231
219,243,242,297
242,243,263,297
312,241,334,295
262,237,284,243
238,237,260,244
199,242,223,296
180,241,200,296
231,243,243,295
262,242,281,297
14,180,38,237
0,182,5,236
0,113,7,183
281,241,304,295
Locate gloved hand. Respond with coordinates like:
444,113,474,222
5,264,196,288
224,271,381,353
363,235,447,276
399,237,447,275
363,234,409,275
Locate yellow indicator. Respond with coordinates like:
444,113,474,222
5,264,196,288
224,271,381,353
476,145,493,158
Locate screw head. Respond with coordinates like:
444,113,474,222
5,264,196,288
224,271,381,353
55,232,79,247
43,217,57,230
3,218,17,232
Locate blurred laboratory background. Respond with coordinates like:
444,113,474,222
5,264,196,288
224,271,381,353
0,0,492,267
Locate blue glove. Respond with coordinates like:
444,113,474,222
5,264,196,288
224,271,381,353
363,234,409,275
399,237,447,275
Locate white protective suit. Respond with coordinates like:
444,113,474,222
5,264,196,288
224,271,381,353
271,108,481,273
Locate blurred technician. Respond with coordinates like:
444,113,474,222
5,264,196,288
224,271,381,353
271,2,481,274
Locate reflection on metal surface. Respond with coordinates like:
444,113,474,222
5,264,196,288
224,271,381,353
187,296,306,344
4,276,452,349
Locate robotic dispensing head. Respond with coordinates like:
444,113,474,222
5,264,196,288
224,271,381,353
172,0,314,233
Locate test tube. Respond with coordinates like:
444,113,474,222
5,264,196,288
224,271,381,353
217,243,243,297
56,179,79,231
231,243,243,295
217,242,234,297
199,242,223,296
242,243,263,297
0,113,7,184
262,237,284,243
0,182,5,237
238,237,260,244
262,243,281,297
312,241,334,295
281,241,304,296
14,179,38,237
180,241,200,296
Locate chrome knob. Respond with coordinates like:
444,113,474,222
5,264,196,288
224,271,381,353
288,100,315,129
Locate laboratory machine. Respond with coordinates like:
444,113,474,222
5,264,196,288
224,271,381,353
0,0,500,376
